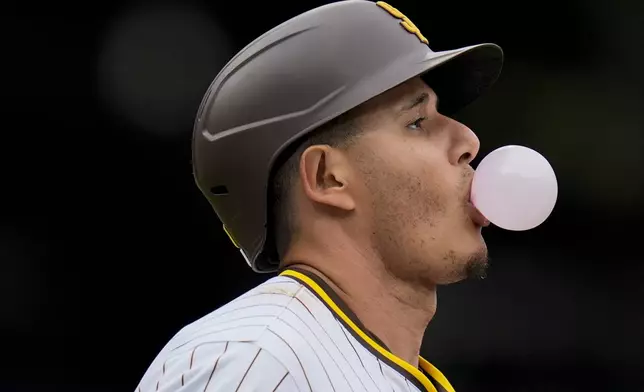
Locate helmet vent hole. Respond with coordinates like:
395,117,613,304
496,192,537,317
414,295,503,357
210,185,229,195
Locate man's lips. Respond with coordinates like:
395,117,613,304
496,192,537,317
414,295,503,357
468,202,490,227
467,187,490,227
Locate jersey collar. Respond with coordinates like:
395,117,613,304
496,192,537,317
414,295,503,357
280,268,456,392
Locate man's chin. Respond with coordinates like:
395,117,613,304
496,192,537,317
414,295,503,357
432,246,489,285
464,248,490,280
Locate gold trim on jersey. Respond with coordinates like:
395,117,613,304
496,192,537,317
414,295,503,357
419,357,456,392
280,269,456,392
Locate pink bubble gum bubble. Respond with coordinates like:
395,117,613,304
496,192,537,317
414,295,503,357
472,145,558,231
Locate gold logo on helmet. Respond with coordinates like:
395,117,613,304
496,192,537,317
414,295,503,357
376,1,429,45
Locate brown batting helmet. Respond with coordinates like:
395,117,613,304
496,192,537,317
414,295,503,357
192,0,504,273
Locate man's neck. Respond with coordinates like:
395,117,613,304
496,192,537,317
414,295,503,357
284,240,437,368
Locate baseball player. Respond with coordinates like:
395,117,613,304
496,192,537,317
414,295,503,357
136,0,502,391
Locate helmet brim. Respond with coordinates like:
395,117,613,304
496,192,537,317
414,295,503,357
419,43,504,115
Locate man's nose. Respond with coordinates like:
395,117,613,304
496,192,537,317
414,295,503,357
447,118,480,166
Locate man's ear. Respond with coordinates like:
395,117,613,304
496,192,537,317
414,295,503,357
298,145,356,211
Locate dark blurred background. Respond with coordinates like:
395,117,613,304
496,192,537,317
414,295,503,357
3,0,643,391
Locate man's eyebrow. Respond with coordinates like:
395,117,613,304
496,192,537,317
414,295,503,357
399,92,435,114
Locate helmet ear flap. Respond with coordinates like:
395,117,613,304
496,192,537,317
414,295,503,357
261,141,300,272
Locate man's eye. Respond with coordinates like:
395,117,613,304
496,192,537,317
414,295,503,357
407,117,426,131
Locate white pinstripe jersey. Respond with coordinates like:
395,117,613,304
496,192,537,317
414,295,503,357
136,268,455,392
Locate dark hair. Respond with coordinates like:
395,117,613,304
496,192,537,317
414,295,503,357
269,112,364,261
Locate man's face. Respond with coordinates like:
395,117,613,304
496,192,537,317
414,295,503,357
346,77,489,286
